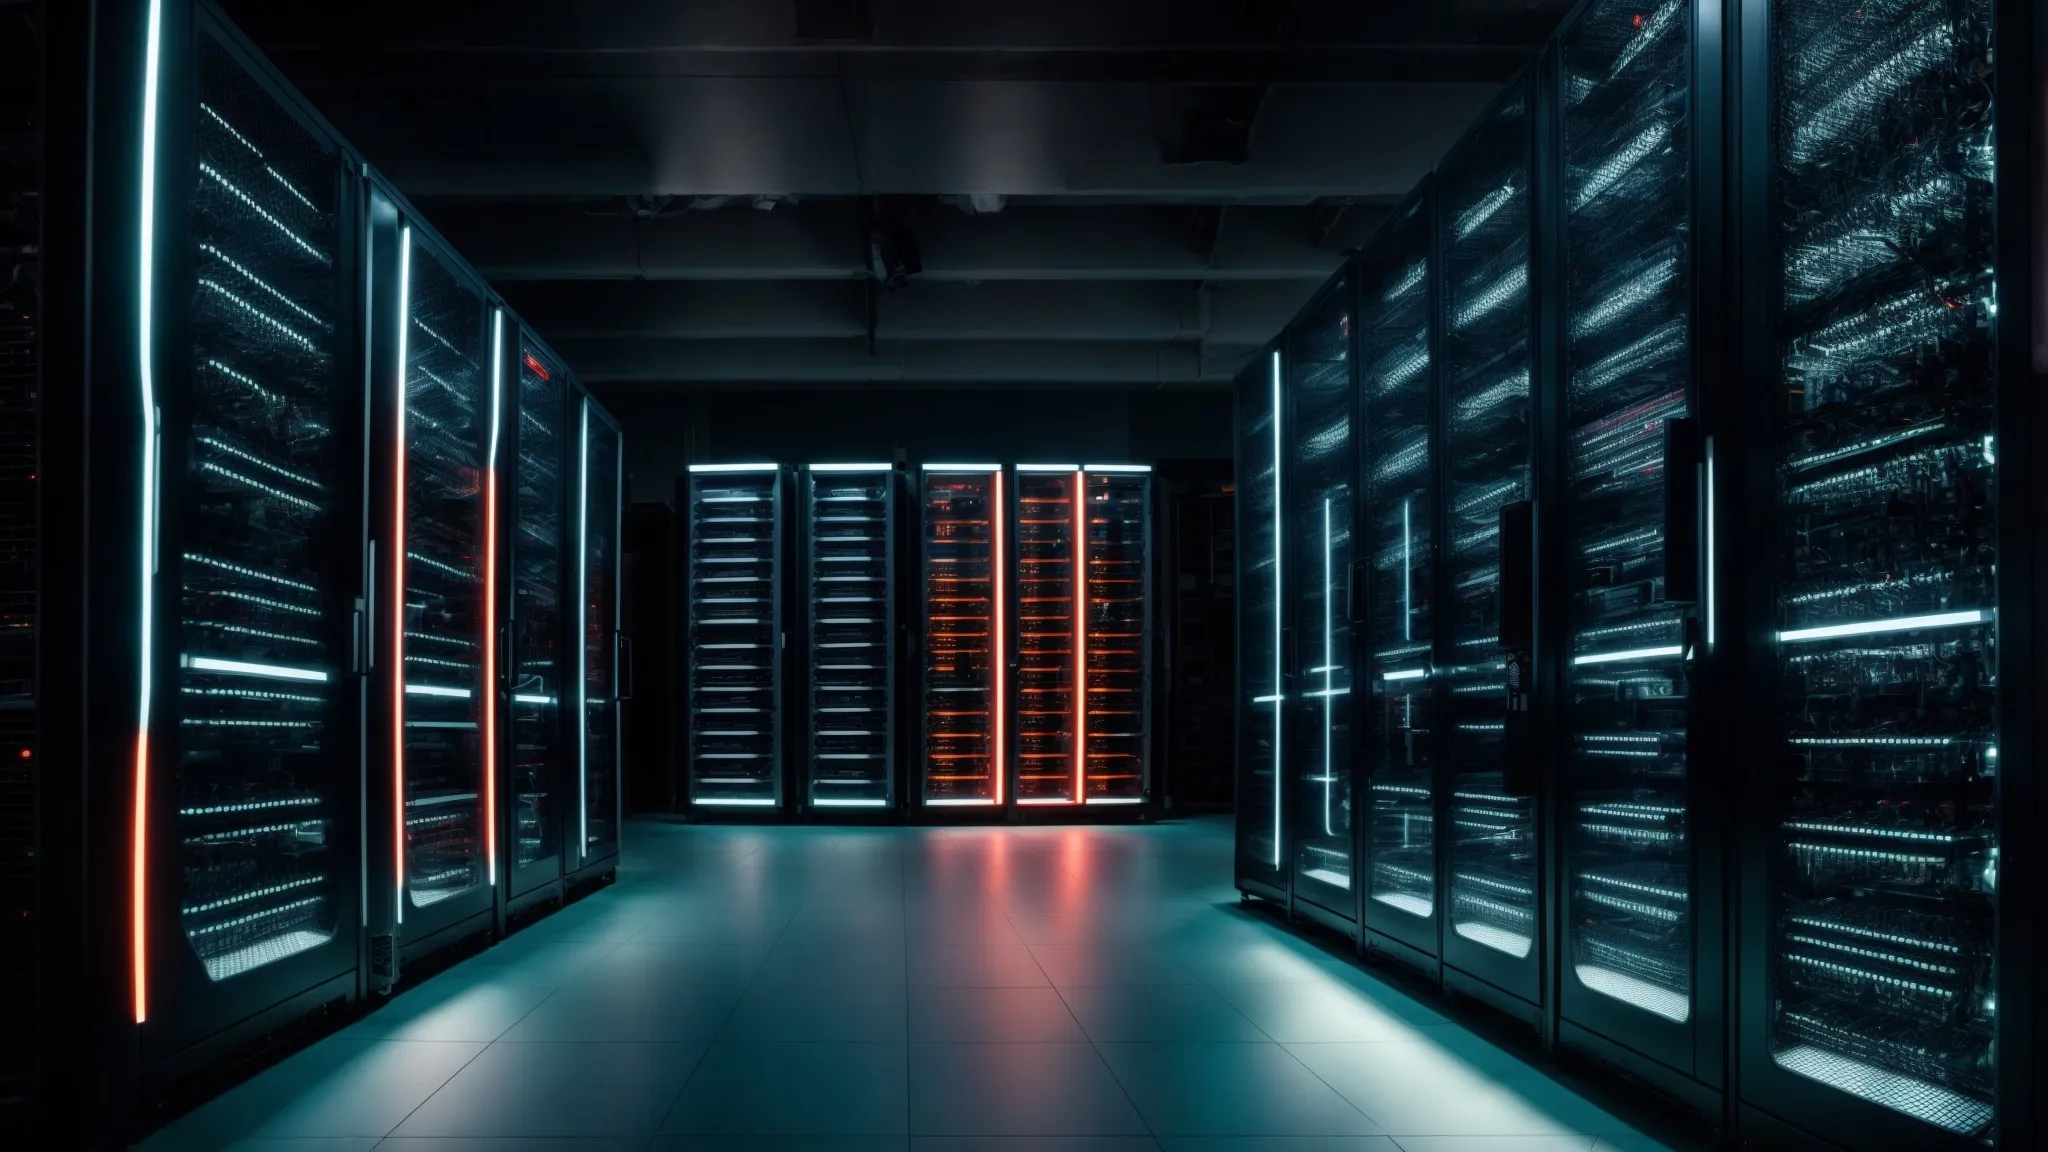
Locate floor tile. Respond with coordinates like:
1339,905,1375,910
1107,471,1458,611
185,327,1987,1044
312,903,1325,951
720,983,910,1042
661,1042,910,1135
222,1141,383,1152
455,939,620,986
1028,943,1202,988
907,1043,1150,1136
573,941,768,987
1156,1141,1399,1152
1058,984,1270,1043
390,1041,706,1137
756,941,910,986
1285,1040,1634,1138
496,981,741,1044
1093,1042,1380,1137
650,1140,909,1152
1213,982,1445,1044
913,1139,1163,1151
910,986,1090,1042
344,980,556,1043
908,944,1050,987
1388,1138,1600,1151
374,1140,648,1151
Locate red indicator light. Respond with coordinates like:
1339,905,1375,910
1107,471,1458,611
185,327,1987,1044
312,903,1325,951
523,354,550,380
1632,12,1643,26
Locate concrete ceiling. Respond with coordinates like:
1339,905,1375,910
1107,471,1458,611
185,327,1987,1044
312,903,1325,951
222,0,1570,391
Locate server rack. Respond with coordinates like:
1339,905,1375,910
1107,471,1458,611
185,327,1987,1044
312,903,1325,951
1079,464,1155,809
1011,464,1085,808
570,389,625,876
504,333,571,911
1543,0,1729,1117
1233,349,1289,901
918,464,1005,813
365,192,500,976
1284,282,1361,927
1435,67,1546,1022
800,463,901,815
683,463,787,814
1730,0,2038,1146
1355,183,1442,978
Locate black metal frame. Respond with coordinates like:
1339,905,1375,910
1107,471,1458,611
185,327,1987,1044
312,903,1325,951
1233,345,1290,906
566,387,626,880
797,462,902,821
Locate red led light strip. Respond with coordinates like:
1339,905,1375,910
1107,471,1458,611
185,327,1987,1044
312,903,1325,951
1073,470,1086,803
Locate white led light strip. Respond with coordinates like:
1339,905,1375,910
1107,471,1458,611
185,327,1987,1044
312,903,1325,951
1778,609,1990,644
688,462,777,473
1270,349,1283,867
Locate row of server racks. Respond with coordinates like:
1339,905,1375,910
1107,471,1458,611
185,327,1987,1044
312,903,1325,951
3,1,629,1144
677,462,1160,819
1234,0,2043,1148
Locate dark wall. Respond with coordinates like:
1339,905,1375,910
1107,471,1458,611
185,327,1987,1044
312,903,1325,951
596,388,1231,503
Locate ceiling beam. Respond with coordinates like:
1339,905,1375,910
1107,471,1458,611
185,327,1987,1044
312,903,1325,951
554,336,1258,387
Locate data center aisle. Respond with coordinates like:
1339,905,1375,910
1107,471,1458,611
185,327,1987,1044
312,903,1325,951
138,819,1690,1150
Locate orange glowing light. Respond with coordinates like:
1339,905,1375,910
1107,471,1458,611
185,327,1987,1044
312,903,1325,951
131,731,149,1022
993,468,1006,806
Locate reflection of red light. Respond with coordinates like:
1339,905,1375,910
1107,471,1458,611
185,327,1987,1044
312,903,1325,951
1632,12,1643,26
16,748,28,759
523,354,550,380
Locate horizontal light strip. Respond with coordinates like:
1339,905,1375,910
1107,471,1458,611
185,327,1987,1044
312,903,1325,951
514,694,557,705
1083,463,1151,473
1086,797,1146,805
689,462,779,473
1381,668,1428,682
922,463,1001,472
1252,693,1284,703
925,798,998,806
809,462,892,472
185,656,329,682
1573,645,1685,666
1016,463,1080,472
696,797,780,807
406,684,473,698
813,798,889,808
1778,609,1991,644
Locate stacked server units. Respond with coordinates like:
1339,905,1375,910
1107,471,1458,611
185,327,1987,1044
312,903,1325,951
508,340,566,900
919,465,1004,810
1079,465,1153,807
801,464,898,813
1012,465,1084,807
1233,352,1286,895
572,393,625,864
683,464,786,813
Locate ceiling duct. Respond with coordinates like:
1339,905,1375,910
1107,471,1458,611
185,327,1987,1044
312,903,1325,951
1164,85,1269,166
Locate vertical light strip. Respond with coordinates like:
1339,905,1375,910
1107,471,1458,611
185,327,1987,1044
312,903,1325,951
992,468,1006,806
576,399,590,856
1703,437,1716,651
1270,349,1283,866
1073,469,1087,803
1322,498,1333,837
483,310,502,884
132,0,165,1025
392,227,412,924
1401,498,1412,642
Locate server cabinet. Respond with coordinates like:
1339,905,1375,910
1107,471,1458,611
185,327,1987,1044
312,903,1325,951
1435,69,1544,1017
1010,464,1083,807
1080,465,1154,808
1356,185,1442,974
801,463,901,814
135,0,371,1078
365,196,499,975
918,464,1005,812
505,334,569,902
571,391,625,873
1233,350,1288,900
1548,0,1727,1109
1730,0,2035,1145
683,463,787,813
1284,281,1361,926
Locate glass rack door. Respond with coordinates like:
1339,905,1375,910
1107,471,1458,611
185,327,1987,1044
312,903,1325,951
579,401,621,854
1438,79,1540,986
1559,0,1697,1031
1013,466,1081,807
510,343,563,881
806,465,896,810
1234,353,1285,888
1288,285,1358,913
1760,0,1997,1137
1358,198,1438,941
920,466,1002,808
175,33,348,983
396,236,490,913
1083,467,1151,806
685,465,783,810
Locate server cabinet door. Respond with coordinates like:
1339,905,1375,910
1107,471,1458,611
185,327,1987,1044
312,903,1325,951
1012,465,1084,807
576,399,624,863
1286,283,1360,921
1555,0,1705,1073
1436,74,1542,1008
919,465,1004,811
804,464,897,812
1234,353,1288,895
508,339,567,895
1082,467,1152,807
1738,0,1998,1144
1357,192,1440,962
375,225,496,950
147,20,364,1059
684,465,784,812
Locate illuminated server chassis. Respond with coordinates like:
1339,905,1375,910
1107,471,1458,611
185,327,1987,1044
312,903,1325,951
799,463,906,815
682,463,790,814
12,1,623,1141
918,464,1006,812
1007,464,1157,813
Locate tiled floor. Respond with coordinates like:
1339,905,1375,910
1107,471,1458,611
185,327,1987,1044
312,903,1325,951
140,817,1691,1151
